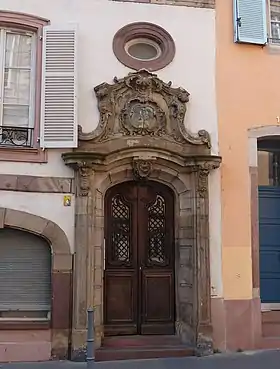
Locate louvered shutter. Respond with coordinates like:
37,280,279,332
233,0,267,45
40,25,78,148
0,228,51,312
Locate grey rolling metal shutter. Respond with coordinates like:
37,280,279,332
0,228,51,312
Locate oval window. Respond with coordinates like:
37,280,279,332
113,22,175,72
125,39,161,61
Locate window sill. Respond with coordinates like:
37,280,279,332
266,42,280,54
0,146,47,163
0,319,50,330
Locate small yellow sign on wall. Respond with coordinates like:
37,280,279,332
63,195,72,207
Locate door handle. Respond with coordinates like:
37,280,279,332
139,266,142,271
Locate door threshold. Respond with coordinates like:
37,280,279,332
97,335,194,361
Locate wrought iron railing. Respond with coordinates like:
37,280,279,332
0,126,33,147
268,37,280,45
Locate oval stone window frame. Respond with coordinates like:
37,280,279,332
125,38,162,61
113,22,176,72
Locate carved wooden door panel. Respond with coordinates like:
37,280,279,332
104,181,175,336
138,183,175,335
104,182,138,336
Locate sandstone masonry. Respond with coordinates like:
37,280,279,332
111,0,215,9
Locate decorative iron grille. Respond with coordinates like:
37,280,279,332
148,195,166,264
0,126,33,147
111,194,131,263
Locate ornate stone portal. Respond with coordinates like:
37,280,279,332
62,70,221,357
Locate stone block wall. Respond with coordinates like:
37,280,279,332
111,0,215,8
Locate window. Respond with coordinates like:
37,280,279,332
258,137,280,186
233,0,280,45
0,11,49,162
0,12,78,162
269,0,280,42
125,38,162,61
113,22,175,72
0,28,36,147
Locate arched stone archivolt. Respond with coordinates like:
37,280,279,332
92,163,196,334
0,208,72,359
0,207,72,269
0,207,73,359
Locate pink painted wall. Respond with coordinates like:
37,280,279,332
0,330,51,362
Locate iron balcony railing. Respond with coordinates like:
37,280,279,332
268,37,280,45
0,126,34,147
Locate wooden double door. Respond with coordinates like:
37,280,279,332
104,181,175,336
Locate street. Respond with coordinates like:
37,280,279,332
2,350,280,369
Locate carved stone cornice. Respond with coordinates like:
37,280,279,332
62,153,221,189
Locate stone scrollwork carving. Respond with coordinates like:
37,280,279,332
196,161,220,198
78,69,211,149
132,159,153,180
197,170,209,198
63,69,222,196
184,160,220,198
77,163,93,197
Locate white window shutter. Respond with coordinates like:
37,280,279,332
233,0,267,45
40,25,78,148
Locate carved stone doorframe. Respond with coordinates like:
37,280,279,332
62,70,221,357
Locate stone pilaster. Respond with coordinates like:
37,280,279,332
194,163,216,356
71,164,95,360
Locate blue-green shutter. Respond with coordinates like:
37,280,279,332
234,0,267,45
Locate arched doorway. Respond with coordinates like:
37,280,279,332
104,180,175,336
258,137,280,306
63,70,221,353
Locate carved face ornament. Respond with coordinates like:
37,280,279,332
133,159,152,180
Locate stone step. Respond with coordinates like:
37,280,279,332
102,335,182,348
96,335,194,361
95,346,194,361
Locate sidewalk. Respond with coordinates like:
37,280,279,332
2,350,280,369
